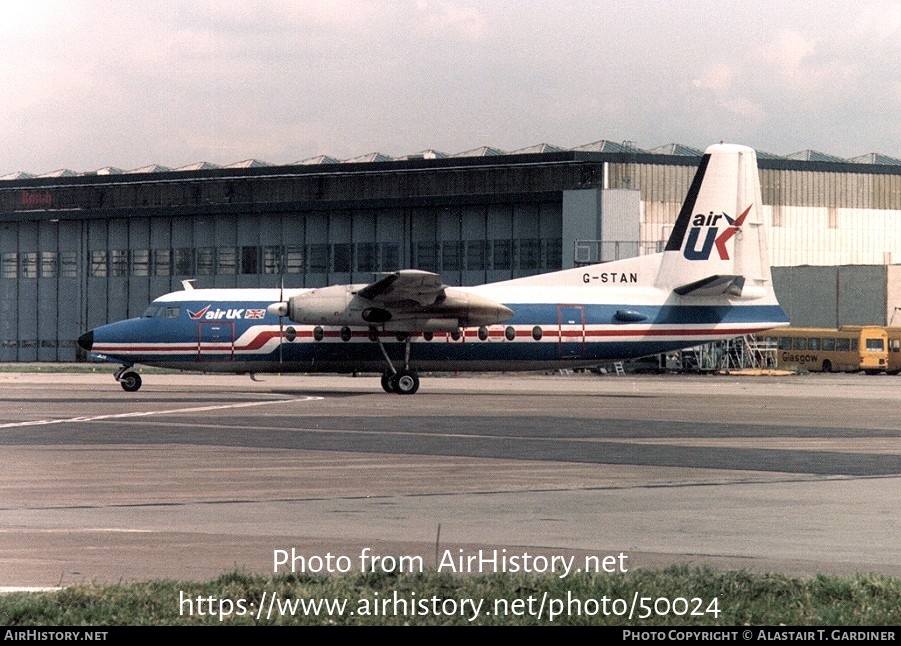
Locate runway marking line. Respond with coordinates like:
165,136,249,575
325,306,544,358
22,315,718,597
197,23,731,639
0,396,324,429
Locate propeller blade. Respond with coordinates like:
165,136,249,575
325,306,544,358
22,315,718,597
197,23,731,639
278,278,284,365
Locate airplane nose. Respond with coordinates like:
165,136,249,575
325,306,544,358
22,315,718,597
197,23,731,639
77,331,94,352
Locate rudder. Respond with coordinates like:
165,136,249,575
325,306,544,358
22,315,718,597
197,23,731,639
655,143,772,299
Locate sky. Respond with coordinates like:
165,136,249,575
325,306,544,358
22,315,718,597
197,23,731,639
1,0,899,175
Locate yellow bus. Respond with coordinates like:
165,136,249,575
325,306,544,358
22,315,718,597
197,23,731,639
885,327,901,375
767,326,889,374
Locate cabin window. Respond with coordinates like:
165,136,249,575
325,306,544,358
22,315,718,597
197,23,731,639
450,330,461,341
368,327,379,342
532,326,543,340
340,326,352,342
423,332,434,341
505,326,516,341
313,326,324,341
285,327,297,342
477,326,489,341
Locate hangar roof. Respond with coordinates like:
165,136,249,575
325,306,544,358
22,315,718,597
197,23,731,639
647,143,704,156
124,164,172,174
571,140,634,153
785,149,848,163
223,159,272,168
3,138,901,180
848,152,901,165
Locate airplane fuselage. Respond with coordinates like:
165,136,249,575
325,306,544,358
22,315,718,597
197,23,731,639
80,285,787,374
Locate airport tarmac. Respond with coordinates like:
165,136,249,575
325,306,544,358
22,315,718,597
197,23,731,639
0,368,899,589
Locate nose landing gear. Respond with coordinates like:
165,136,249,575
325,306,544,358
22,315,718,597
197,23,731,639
114,366,143,392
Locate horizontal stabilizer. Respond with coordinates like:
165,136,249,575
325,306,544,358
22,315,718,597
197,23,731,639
673,274,744,297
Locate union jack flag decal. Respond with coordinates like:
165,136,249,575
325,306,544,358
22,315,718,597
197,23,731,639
246,309,266,319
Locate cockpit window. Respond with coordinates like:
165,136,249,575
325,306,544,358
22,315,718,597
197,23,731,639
143,305,180,318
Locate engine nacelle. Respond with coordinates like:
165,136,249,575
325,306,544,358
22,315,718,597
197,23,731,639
438,288,514,327
266,284,514,330
275,285,364,325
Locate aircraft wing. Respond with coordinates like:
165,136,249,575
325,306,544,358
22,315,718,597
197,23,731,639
355,269,446,306
273,269,513,331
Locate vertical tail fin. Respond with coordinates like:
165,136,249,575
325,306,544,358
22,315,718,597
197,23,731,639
656,143,772,299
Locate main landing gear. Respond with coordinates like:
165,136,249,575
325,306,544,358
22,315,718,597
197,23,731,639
114,365,143,392
380,368,420,395
374,328,420,395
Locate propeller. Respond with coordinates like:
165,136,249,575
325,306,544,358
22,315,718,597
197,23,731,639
265,280,290,365
278,276,284,366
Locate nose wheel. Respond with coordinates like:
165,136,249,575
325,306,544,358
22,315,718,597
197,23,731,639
114,366,143,392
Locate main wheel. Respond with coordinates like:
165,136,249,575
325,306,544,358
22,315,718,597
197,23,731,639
120,371,142,392
381,370,395,393
391,369,419,395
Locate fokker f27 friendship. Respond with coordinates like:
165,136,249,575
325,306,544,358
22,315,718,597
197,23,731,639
77,143,790,394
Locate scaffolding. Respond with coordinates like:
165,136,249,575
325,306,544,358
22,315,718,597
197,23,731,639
664,335,778,373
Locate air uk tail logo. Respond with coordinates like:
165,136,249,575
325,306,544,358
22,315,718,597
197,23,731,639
683,204,752,260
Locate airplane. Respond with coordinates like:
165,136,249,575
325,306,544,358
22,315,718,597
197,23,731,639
77,143,790,394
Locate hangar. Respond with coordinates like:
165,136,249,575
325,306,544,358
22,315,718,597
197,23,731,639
1,140,900,362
